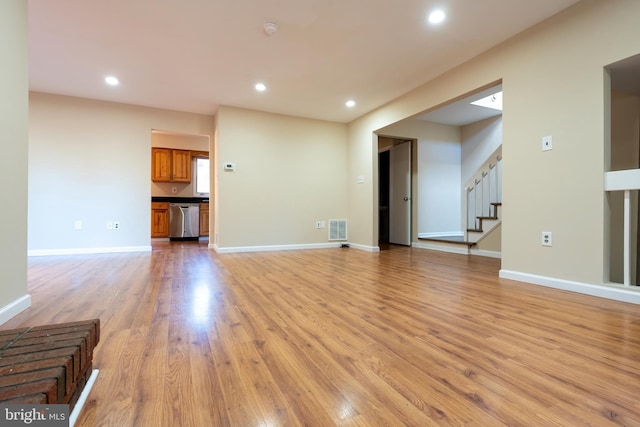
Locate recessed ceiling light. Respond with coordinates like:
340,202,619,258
105,76,119,86
428,9,446,24
255,82,266,92
346,100,356,108
470,91,503,111
263,22,279,36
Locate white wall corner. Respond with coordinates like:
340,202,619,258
499,270,640,305
0,294,31,326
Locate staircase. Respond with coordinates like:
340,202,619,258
417,147,502,255
467,202,501,242
464,147,502,244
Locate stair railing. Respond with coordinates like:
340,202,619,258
604,168,640,286
465,153,502,235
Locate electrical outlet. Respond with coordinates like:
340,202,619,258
315,221,322,229
74,220,82,230
541,231,552,246
107,222,113,230
113,221,120,230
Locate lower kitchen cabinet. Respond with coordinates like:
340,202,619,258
199,203,209,237
151,202,169,237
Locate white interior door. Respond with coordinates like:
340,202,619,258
389,141,411,245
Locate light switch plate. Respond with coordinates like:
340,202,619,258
542,135,553,151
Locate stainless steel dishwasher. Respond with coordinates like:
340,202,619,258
169,203,200,240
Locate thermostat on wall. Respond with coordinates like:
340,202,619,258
224,162,236,171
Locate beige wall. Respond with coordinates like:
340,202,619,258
0,1,29,322
29,93,214,252
215,106,347,249
347,0,640,284
476,224,502,253
151,132,209,151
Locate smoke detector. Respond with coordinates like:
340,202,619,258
263,22,279,36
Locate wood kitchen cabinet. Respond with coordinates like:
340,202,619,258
151,202,170,237
151,148,191,183
199,203,209,237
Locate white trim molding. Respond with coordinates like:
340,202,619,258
212,242,343,254
469,248,502,259
70,369,99,427
347,243,380,252
28,246,152,257
412,241,470,255
418,232,464,239
499,270,640,305
0,294,31,325
211,242,381,254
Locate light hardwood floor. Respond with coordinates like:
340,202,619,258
4,242,640,426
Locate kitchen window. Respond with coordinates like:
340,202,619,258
194,157,210,197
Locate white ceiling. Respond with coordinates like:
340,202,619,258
28,0,582,124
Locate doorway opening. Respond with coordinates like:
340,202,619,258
150,130,211,245
378,137,413,249
606,52,640,285
374,81,503,256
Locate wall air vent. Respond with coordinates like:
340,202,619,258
328,219,347,241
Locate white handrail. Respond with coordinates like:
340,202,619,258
605,169,640,191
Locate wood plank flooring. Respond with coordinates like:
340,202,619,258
4,242,640,426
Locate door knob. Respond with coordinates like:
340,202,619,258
403,197,409,201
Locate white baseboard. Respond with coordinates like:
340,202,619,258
0,294,31,326
499,269,640,305
418,231,464,238
211,242,381,254
28,246,152,257
347,243,380,252
212,242,343,253
469,248,502,259
412,241,470,255
69,369,99,427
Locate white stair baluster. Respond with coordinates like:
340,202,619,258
475,178,482,229
482,171,490,217
496,156,502,204
624,190,631,286
467,187,475,230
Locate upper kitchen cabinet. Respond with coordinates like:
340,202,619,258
151,148,191,183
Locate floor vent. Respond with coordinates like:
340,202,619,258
328,219,347,241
